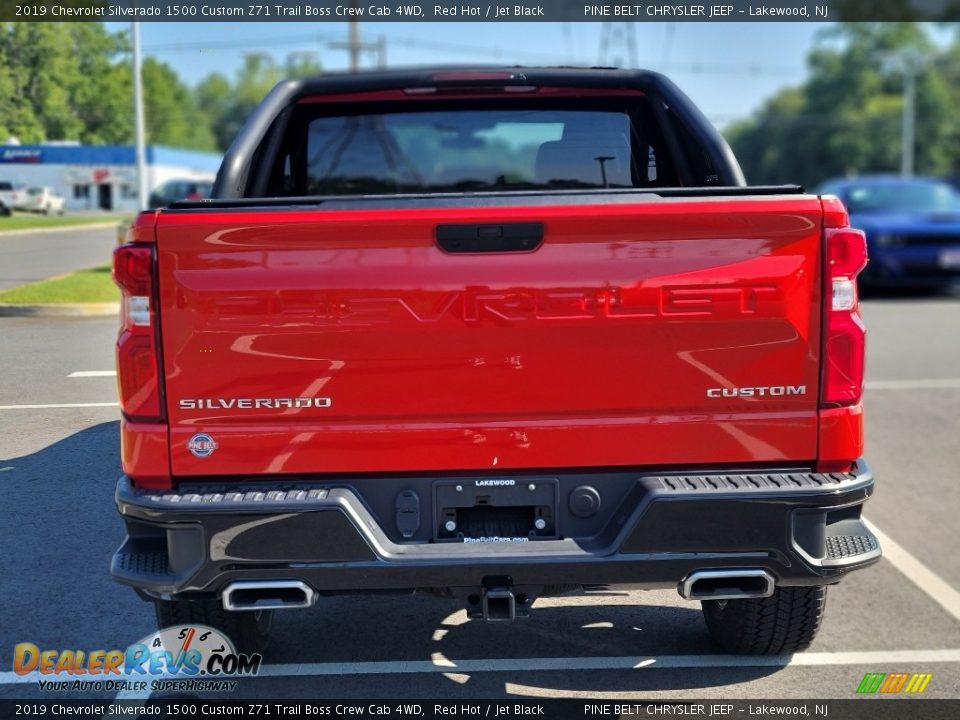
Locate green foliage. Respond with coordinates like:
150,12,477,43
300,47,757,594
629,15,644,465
0,22,321,153
0,265,117,304
0,213,123,233
198,51,324,152
141,58,216,150
726,23,960,187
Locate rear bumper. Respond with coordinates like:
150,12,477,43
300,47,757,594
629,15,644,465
112,461,880,601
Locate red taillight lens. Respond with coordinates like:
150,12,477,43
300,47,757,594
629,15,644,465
116,332,162,419
822,227,868,407
113,244,153,297
113,243,164,421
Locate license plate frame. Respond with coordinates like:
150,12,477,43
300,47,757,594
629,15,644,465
433,478,558,542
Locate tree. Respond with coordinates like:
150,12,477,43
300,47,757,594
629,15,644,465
725,23,960,187
197,52,324,152
66,23,134,144
0,22,321,153
141,58,216,150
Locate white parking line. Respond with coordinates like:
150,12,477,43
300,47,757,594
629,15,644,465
864,519,960,624
68,371,116,378
3,648,959,686
866,378,960,390
251,648,960,677
0,402,118,411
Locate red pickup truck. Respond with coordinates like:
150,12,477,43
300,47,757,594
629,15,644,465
111,67,878,656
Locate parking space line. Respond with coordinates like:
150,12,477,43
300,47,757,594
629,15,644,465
3,649,959,686
864,519,960,624
866,378,960,390
68,371,116,378
0,402,118,410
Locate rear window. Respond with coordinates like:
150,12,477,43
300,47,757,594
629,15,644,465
266,99,679,196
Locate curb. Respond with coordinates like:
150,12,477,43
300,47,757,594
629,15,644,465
0,302,119,318
0,221,123,238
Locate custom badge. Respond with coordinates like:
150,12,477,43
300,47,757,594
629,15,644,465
187,433,218,458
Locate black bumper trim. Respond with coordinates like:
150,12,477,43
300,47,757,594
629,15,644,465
112,461,879,599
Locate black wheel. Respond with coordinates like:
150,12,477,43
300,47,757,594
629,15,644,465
702,585,827,655
153,598,273,655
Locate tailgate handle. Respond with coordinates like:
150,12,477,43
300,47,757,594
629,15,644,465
436,223,543,253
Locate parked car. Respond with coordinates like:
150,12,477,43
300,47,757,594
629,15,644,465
0,180,23,211
0,199,10,217
817,175,960,287
20,186,66,215
148,179,213,209
111,67,877,657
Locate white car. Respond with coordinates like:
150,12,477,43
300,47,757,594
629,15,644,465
21,186,66,215
0,181,23,211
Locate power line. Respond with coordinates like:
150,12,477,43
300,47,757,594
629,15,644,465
142,32,809,78
144,34,581,65
143,33,340,52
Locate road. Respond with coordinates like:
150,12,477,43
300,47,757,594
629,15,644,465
0,224,119,290
0,299,958,702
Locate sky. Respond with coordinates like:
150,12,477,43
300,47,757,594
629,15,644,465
104,21,830,128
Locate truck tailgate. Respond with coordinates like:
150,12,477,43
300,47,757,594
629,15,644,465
156,196,823,477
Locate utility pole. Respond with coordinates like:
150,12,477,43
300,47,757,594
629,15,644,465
598,22,638,68
348,14,361,71
328,7,386,72
377,35,387,69
900,58,917,178
132,21,148,211
882,48,924,178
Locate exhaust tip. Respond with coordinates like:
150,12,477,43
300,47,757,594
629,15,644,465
222,580,315,611
679,569,775,601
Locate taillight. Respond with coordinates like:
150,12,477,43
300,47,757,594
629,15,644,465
821,217,868,407
113,243,164,421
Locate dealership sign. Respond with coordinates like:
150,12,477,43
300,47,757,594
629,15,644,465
0,148,42,163
64,166,135,184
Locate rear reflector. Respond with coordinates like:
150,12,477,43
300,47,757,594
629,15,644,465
822,227,868,407
113,243,164,422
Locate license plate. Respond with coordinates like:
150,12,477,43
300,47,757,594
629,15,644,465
939,249,960,269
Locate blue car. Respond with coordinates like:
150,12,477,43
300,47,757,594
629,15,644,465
817,175,960,288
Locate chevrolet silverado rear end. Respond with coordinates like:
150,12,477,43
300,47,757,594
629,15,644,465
111,68,878,655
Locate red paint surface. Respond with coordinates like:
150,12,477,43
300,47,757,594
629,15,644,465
120,420,170,488
132,197,834,482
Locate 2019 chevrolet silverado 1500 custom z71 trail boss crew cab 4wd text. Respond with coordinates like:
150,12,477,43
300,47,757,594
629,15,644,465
111,68,878,655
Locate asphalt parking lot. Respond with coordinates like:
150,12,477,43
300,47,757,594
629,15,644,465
0,223,119,290
0,228,958,701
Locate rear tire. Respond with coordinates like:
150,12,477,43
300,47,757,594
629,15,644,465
153,598,273,655
701,585,827,655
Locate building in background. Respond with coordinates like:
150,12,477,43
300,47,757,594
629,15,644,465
0,144,220,212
